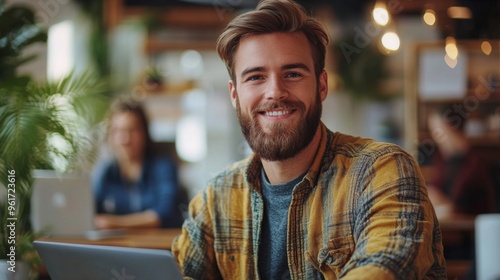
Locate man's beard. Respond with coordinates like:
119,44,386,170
235,92,322,161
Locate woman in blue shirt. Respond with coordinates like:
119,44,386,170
93,100,182,229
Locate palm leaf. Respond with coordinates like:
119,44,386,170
0,6,36,36
1,70,110,187
0,4,112,267
0,6,47,82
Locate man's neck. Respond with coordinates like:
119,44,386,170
261,127,322,184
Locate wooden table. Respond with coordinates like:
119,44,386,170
438,214,476,280
438,213,475,248
37,228,183,250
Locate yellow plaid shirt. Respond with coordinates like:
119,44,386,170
172,123,447,279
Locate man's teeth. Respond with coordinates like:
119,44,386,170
265,110,289,116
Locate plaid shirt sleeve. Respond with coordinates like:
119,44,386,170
336,148,446,279
171,158,258,280
300,128,446,279
172,187,222,280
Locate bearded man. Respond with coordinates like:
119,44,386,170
172,1,446,279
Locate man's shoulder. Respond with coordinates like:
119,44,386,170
331,132,408,159
207,156,254,189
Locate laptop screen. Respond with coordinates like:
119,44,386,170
33,241,183,280
31,170,94,237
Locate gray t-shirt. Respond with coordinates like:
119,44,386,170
258,169,306,280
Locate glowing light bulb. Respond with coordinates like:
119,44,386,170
445,37,459,60
481,41,492,55
372,2,390,26
381,32,400,51
423,9,436,26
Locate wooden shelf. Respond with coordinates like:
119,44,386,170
105,0,233,29
419,93,500,104
405,40,500,166
145,39,216,52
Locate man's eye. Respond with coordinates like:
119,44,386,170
286,72,301,78
248,75,263,81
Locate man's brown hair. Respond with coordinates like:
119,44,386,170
216,0,329,82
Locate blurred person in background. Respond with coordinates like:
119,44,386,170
425,109,497,279
92,99,183,229
426,110,496,218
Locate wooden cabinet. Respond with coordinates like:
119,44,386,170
404,40,500,164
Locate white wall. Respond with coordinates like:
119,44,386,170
5,0,443,195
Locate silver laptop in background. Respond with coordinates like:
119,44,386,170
31,170,127,240
30,170,94,237
33,241,183,280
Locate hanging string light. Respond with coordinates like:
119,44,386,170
381,31,400,52
481,41,492,55
445,36,459,60
444,36,459,69
371,0,400,54
423,8,436,26
372,1,390,26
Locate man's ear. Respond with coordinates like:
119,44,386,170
319,70,328,102
229,80,237,109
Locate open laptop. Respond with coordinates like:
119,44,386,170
33,241,183,280
30,170,124,239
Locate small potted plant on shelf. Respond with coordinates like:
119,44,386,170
143,66,165,93
0,5,110,279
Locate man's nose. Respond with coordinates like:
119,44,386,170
265,76,288,101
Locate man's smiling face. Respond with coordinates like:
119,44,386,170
229,32,328,161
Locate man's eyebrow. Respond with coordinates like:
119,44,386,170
240,66,266,79
282,63,311,72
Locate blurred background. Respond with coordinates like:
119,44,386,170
1,0,500,278
5,0,499,197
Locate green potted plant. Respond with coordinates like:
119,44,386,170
0,4,110,279
143,66,165,92
335,35,391,101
